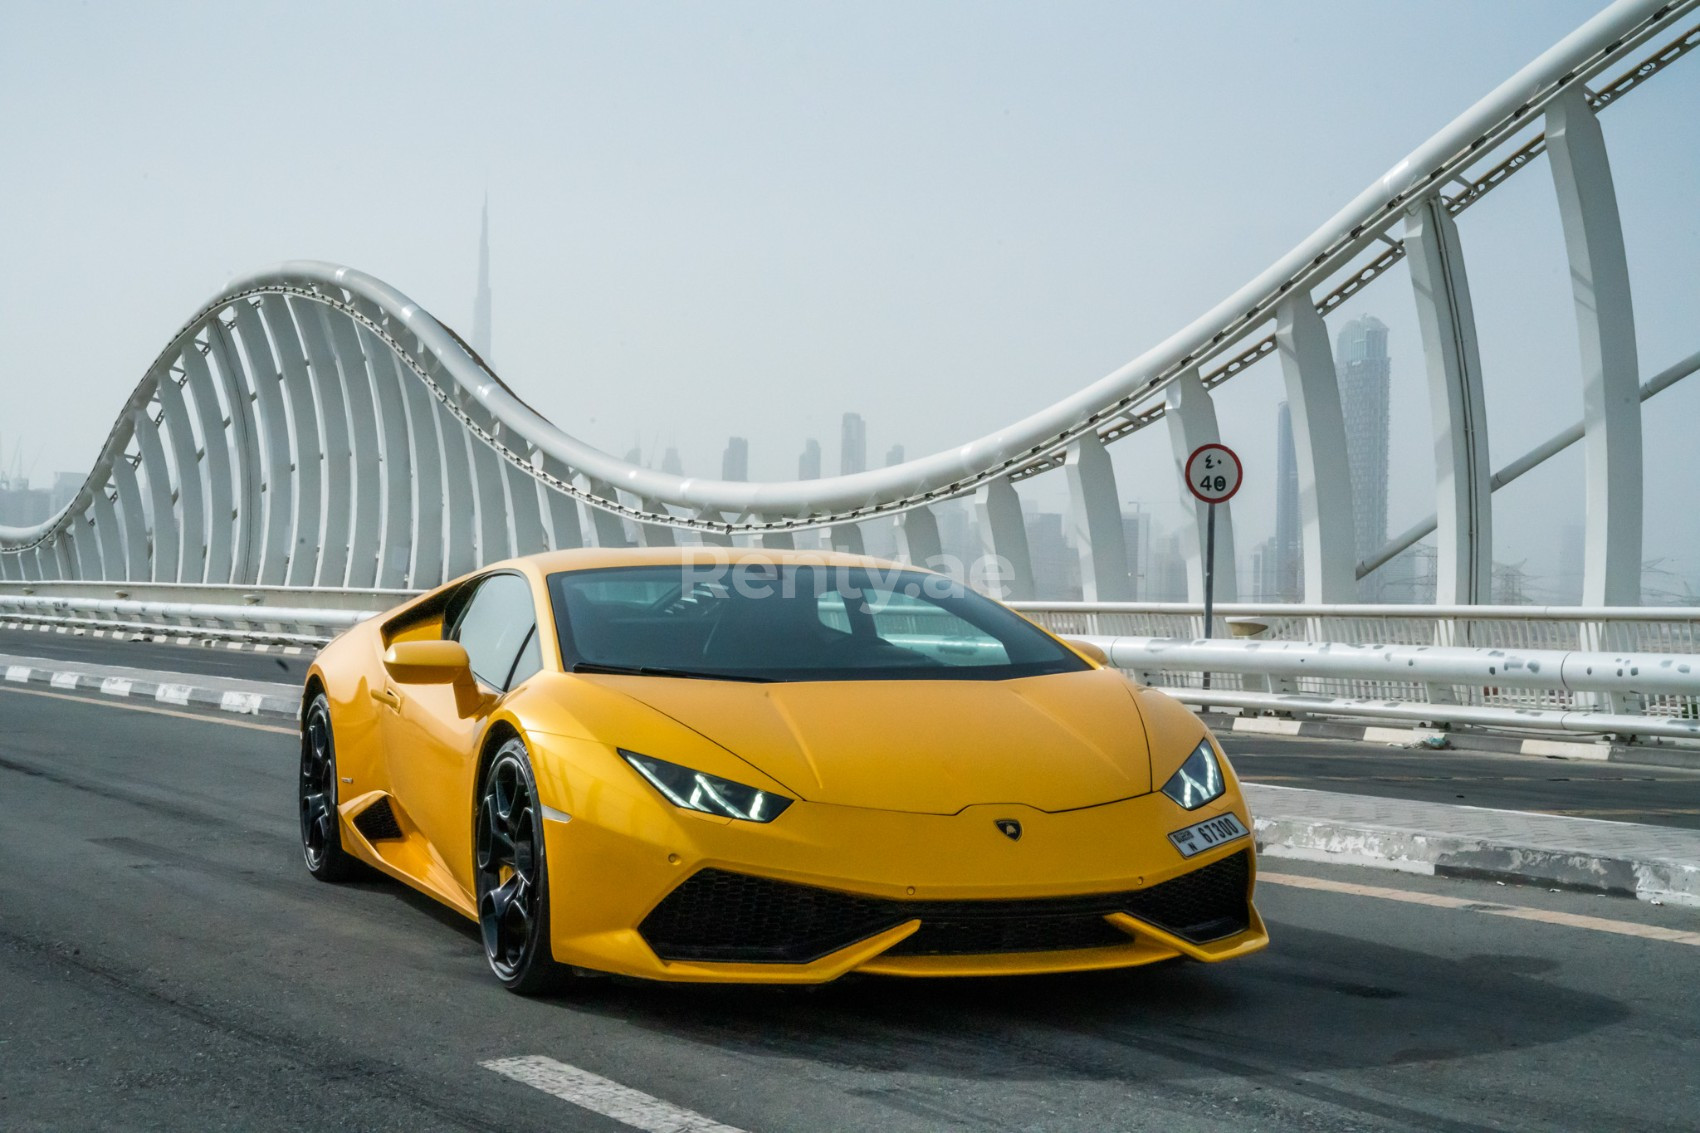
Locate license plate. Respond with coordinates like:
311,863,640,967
1168,812,1249,858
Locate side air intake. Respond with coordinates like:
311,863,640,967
353,796,403,842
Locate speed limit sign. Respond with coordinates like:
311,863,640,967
1185,443,1242,504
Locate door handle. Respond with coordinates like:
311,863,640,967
370,685,402,711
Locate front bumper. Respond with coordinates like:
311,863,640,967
537,743,1268,982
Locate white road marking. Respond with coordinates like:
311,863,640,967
50,671,79,689
482,1055,748,1133
99,677,133,697
1261,871,1700,946
4,665,29,683
155,684,193,706
220,691,264,715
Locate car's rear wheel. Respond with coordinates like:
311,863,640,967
475,738,569,995
300,693,358,882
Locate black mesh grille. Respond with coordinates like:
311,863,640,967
1123,847,1251,942
639,849,1251,964
353,796,403,841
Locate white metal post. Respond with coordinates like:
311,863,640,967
1275,294,1356,602
1548,88,1643,606
1405,197,1492,605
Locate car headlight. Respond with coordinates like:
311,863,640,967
619,750,793,823
1161,738,1226,810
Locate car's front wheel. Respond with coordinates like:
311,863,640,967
475,738,569,995
300,692,358,882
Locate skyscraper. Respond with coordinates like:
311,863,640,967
798,439,822,480
1336,315,1391,598
1272,401,1302,600
721,437,749,482
840,413,867,475
660,447,685,476
472,196,493,362
885,444,904,467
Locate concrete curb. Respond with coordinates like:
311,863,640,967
1,659,299,723
1201,709,1700,772
1245,784,1700,908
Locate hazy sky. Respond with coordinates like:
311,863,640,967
2,1,1696,597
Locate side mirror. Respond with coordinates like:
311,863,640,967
1062,637,1109,666
384,640,472,683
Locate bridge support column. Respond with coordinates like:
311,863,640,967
1548,89,1642,606
155,369,207,584
1406,198,1492,605
1064,434,1131,601
638,501,679,547
1275,294,1356,602
894,506,942,567
829,523,865,556
109,451,150,581
261,298,324,589
537,458,585,552
582,480,633,548
974,477,1035,600
230,303,294,586
130,404,179,583
291,302,352,587
1164,368,1238,603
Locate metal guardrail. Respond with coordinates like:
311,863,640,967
4,584,1700,740
1016,602,1700,740
0,587,387,646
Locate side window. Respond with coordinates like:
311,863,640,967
450,574,538,690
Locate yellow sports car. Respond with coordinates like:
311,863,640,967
300,548,1267,993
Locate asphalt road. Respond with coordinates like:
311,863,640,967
7,626,1700,829
3,683,1700,1132
1220,733,1700,830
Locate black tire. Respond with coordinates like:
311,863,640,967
474,738,570,995
300,693,359,882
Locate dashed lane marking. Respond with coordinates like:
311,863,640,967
482,1055,748,1133
1261,871,1700,946
0,684,295,736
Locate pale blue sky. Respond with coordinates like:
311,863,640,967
2,1,1696,596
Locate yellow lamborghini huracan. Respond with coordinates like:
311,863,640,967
300,549,1267,993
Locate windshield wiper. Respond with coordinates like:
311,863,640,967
570,661,775,683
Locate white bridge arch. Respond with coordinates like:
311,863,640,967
3,0,1697,605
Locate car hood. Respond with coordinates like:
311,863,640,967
599,667,1155,814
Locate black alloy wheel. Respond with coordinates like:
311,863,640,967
300,693,357,881
475,738,569,994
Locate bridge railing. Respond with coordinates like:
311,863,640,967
4,581,1699,740
1016,601,1700,739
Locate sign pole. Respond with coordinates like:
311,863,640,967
1203,501,1216,693
1183,442,1242,708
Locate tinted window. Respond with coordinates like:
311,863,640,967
548,563,1086,683
450,574,538,689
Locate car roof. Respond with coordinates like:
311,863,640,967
498,545,919,576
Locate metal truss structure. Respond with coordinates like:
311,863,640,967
2,0,1697,606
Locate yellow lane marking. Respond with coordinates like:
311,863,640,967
1260,871,1700,947
0,683,296,736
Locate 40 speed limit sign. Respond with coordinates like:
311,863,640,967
1185,443,1242,504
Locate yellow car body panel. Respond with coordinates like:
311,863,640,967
304,547,1269,983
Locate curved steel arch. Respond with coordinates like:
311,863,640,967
1,0,1695,597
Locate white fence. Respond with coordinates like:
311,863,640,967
1016,602,1700,739
4,582,1700,740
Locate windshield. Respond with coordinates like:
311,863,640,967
547,563,1089,682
